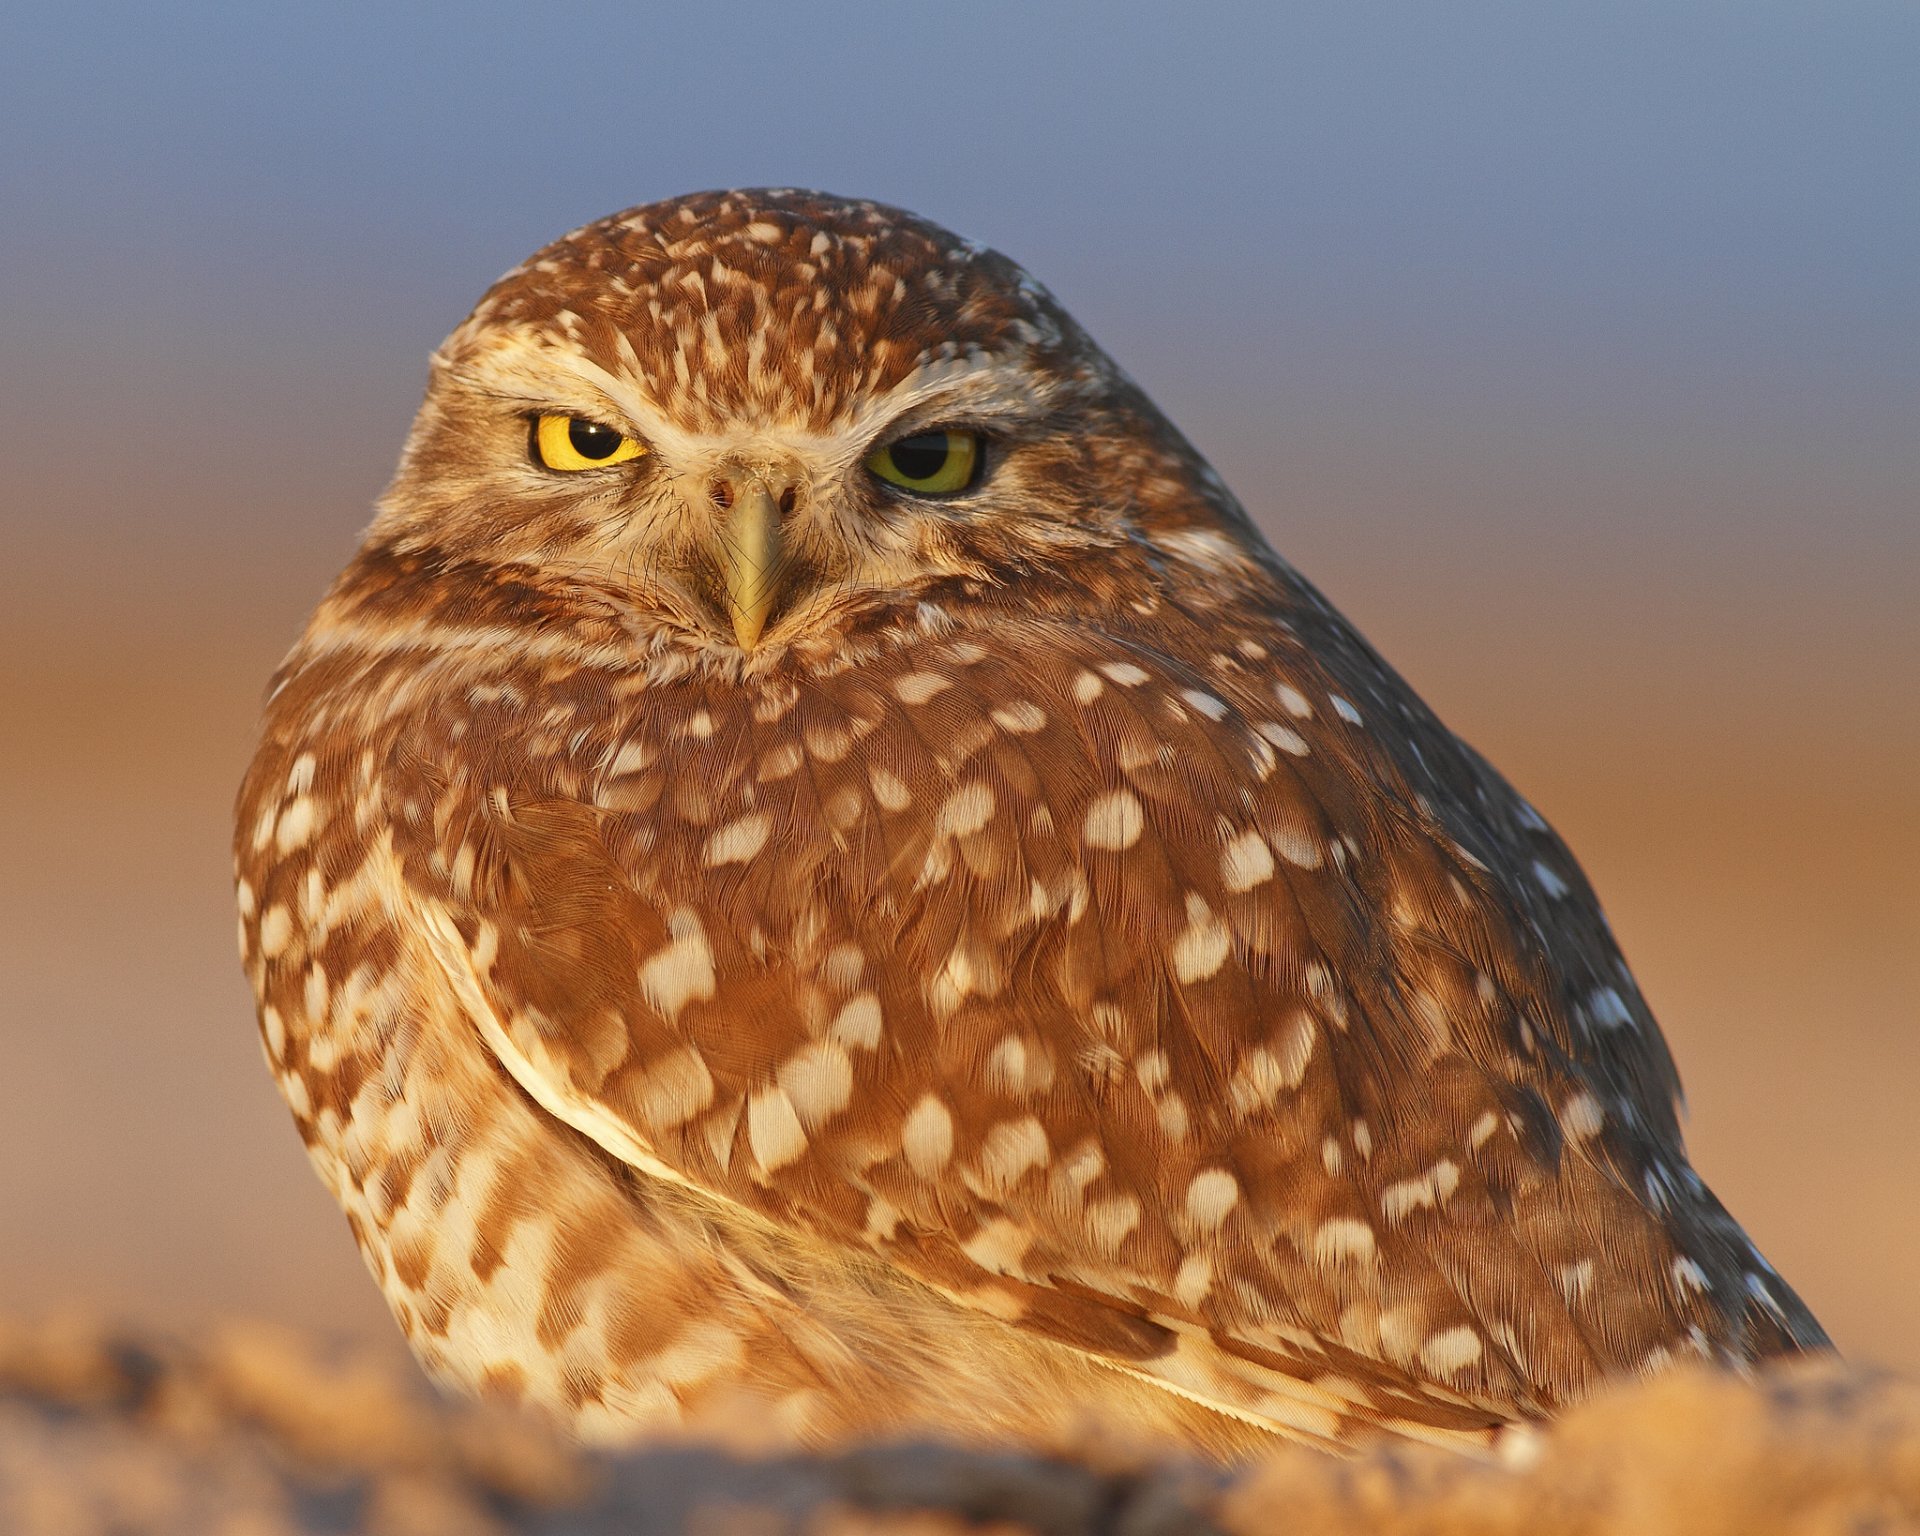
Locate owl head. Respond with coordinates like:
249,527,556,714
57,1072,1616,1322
367,189,1254,665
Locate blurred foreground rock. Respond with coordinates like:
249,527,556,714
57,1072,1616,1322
2,1314,1915,1535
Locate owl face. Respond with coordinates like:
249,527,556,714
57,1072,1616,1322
370,190,1204,663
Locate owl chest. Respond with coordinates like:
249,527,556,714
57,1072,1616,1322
544,676,1116,958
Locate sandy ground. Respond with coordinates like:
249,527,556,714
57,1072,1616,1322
3,1313,1917,1535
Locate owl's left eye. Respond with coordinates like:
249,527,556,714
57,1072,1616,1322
866,429,982,496
532,414,647,472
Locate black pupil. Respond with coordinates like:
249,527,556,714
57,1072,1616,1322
888,432,953,482
568,419,621,460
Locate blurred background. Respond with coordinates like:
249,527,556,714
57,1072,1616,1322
1,2,1913,1378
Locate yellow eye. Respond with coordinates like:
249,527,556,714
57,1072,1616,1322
533,414,646,472
865,429,981,495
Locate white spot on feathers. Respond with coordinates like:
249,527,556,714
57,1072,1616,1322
639,911,716,1018
1380,1160,1461,1221
1420,1326,1483,1376
1275,683,1314,719
1254,721,1310,756
979,1116,1050,1192
937,782,996,837
1313,1218,1377,1266
1171,894,1231,983
894,671,951,705
1083,790,1144,850
1221,831,1275,892
777,1042,853,1129
1590,987,1635,1028
747,1085,808,1171
829,993,883,1050
1184,1169,1241,1232
902,1093,955,1174
703,812,772,866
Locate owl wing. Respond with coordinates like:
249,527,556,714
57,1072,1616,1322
384,602,1823,1447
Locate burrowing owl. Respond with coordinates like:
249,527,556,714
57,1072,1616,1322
235,189,1827,1456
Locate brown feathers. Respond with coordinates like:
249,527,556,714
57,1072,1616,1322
235,189,1827,1457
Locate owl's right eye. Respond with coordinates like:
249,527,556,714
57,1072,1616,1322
532,414,647,472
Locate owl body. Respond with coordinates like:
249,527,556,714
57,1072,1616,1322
236,190,1825,1455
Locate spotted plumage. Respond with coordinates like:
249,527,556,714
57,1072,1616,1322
234,188,1827,1456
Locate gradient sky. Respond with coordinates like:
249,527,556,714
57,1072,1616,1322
3,1,1915,599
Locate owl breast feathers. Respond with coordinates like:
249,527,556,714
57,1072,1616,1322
235,188,1826,1455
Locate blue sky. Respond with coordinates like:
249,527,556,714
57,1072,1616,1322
4,1,1915,583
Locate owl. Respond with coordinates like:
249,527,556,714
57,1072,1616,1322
234,189,1827,1457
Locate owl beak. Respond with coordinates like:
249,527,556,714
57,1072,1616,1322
714,478,784,651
